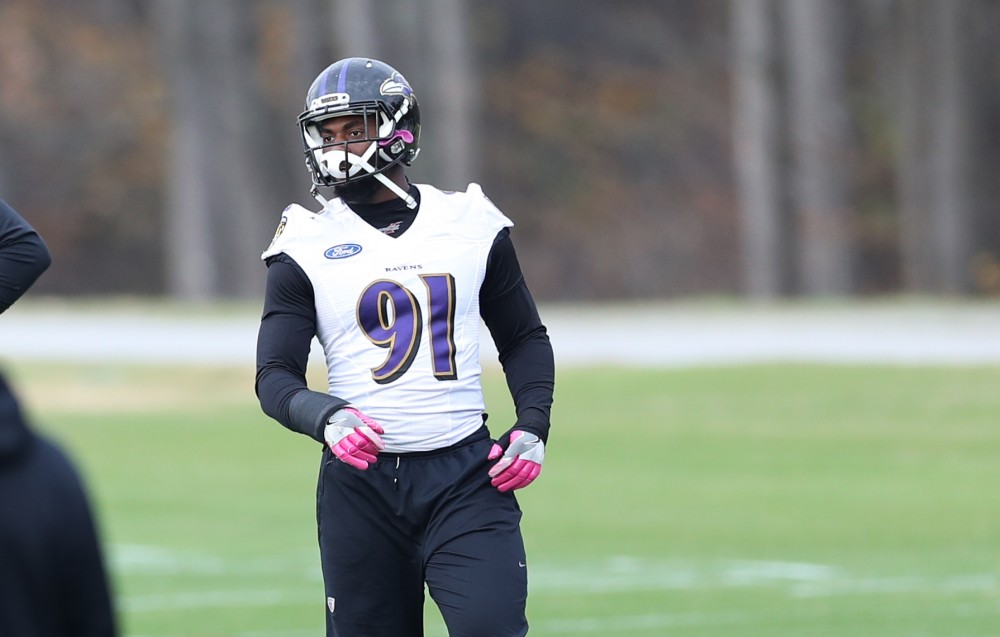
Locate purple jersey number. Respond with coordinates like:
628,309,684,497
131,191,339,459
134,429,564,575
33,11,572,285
357,274,458,384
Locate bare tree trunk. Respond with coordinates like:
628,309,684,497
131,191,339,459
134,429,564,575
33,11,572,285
334,0,378,56
210,0,281,299
381,0,430,183
283,0,333,203
154,0,217,300
782,0,853,296
897,0,973,293
731,0,786,299
290,0,333,85
155,0,279,299
329,0,477,191
929,0,972,293
427,0,478,189
897,0,934,291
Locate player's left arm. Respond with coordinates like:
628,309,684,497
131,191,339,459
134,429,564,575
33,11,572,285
480,228,554,492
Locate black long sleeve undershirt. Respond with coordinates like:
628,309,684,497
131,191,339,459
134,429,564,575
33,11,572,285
0,200,51,313
255,212,554,445
478,232,554,444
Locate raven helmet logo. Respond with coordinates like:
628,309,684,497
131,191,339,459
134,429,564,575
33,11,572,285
380,73,412,98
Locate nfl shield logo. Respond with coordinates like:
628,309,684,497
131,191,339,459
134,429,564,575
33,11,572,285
327,597,336,613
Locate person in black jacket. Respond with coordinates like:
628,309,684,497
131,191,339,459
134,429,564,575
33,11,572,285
0,199,51,313
1,198,117,636
0,373,118,637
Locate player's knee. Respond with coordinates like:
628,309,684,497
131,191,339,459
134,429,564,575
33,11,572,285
439,598,527,637
446,615,528,637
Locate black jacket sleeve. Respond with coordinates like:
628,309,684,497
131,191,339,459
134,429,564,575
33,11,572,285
0,200,52,313
479,229,555,444
254,254,348,442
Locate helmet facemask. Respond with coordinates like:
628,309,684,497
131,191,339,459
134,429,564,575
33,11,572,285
300,97,419,208
299,59,420,208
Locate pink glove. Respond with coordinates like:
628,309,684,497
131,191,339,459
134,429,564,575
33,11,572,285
324,407,385,470
488,430,544,492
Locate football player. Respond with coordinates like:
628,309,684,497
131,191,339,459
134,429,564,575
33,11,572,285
255,58,554,636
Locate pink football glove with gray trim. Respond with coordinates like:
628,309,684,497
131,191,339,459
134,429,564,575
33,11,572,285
488,430,544,492
324,407,385,470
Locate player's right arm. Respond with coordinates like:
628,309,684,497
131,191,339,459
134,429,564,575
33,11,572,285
0,199,51,313
255,254,348,442
255,254,383,467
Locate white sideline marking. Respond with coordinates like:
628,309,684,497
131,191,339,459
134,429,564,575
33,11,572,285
527,556,998,598
112,544,319,577
528,556,844,594
115,546,1000,616
124,589,314,613
537,611,750,633
793,573,1000,598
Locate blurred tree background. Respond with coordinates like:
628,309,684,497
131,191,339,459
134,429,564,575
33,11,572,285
1,0,998,302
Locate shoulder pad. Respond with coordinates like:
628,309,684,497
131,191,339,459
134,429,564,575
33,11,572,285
261,204,315,260
469,183,514,229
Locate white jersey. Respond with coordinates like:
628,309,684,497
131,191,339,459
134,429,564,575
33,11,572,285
262,184,512,452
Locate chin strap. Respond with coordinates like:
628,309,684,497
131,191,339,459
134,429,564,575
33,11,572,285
373,173,417,209
345,143,416,208
310,186,330,209
311,178,415,210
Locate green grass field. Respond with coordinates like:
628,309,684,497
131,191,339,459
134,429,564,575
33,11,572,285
4,361,1000,636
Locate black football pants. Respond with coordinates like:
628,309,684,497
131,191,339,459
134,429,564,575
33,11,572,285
317,426,529,637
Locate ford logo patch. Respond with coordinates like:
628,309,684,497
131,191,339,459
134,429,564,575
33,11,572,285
325,243,362,259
